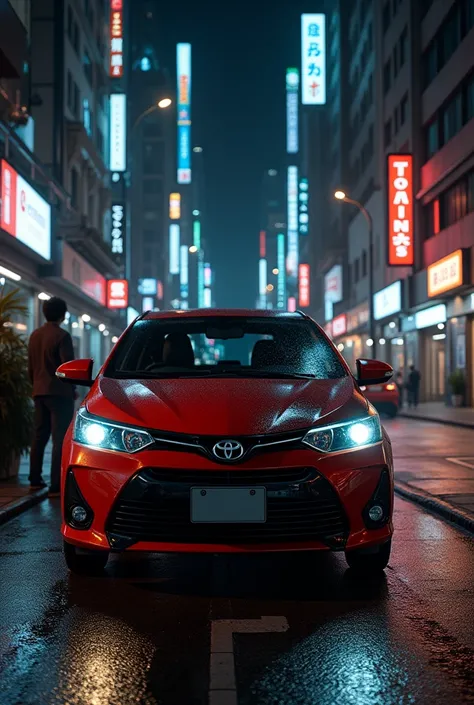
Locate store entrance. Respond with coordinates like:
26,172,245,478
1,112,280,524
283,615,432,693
425,335,446,401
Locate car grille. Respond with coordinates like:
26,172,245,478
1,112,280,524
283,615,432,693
106,468,348,548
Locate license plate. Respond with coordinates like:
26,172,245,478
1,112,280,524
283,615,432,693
190,487,266,523
369,385,382,392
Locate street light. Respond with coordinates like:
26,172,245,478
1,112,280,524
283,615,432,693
272,268,279,275
334,189,375,358
189,245,198,253
133,98,173,131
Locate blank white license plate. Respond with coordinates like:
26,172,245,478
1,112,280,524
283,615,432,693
370,385,383,391
190,487,266,523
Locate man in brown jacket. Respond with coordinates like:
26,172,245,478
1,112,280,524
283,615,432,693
28,297,76,496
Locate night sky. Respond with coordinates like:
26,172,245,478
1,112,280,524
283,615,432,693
157,0,314,307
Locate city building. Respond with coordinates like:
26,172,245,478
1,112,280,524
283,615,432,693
128,1,174,313
1,0,123,367
317,0,474,406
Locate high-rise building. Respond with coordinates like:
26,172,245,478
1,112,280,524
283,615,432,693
127,0,173,313
1,1,122,364
314,0,474,405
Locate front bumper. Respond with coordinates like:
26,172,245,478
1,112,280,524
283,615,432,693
61,439,394,553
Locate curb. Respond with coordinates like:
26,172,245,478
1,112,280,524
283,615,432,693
395,480,474,534
398,412,474,430
0,488,49,526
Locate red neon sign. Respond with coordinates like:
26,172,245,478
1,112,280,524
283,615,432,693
109,0,124,78
387,154,414,266
332,314,347,338
259,231,266,258
107,279,128,309
298,264,310,307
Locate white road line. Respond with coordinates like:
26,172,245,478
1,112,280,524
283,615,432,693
209,616,289,705
446,457,474,470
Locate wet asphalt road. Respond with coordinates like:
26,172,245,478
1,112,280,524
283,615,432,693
1,418,474,705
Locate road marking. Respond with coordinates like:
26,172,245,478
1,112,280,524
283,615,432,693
209,616,289,705
446,457,474,470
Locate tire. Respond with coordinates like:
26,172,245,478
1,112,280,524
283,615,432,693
63,540,109,575
345,539,391,574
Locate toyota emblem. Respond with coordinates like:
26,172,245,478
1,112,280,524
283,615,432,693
212,440,244,461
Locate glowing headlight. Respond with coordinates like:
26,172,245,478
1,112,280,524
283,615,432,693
303,416,382,453
73,409,154,454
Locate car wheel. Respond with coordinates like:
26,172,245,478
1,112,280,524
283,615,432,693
345,539,391,574
63,540,109,575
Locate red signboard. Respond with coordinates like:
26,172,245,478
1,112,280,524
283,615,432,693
259,230,266,258
387,154,414,266
107,279,128,309
298,263,310,307
109,0,124,78
332,314,347,338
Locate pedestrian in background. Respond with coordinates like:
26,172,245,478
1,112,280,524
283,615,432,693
407,364,421,409
395,370,404,408
28,297,76,497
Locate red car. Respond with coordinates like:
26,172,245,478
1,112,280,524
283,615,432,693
57,309,395,576
360,381,400,418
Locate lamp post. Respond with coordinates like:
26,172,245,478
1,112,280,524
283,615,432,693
334,190,376,359
132,98,173,132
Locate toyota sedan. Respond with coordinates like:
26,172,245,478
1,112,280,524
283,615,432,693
57,309,394,576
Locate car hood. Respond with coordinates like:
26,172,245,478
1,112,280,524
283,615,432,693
86,375,365,436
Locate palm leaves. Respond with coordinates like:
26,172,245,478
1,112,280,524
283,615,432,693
0,286,33,461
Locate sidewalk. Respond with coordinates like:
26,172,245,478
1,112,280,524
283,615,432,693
0,446,51,525
399,402,474,429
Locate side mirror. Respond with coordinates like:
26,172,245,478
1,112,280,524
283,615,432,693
356,358,393,386
56,359,94,387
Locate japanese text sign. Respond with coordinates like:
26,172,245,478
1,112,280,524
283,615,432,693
427,250,464,298
301,14,326,105
299,264,310,307
107,279,128,309
109,0,123,78
387,154,414,266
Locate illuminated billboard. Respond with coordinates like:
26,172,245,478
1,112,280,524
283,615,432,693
197,250,205,307
107,279,128,309
193,220,201,249
109,0,123,78
387,154,414,266
169,224,180,275
287,166,299,277
177,43,192,185
298,178,309,235
301,14,326,105
298,264,310,307
259,258,267,307
0,160,51,260
180,245,188,300
110,94,126,171
286,68,299,154
277,233,286,310
169,193,181,219
110,202,125,262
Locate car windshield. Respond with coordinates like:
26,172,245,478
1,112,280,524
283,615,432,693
105,316,347,380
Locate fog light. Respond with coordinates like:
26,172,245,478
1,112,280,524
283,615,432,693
368,505,384,522
71,505,88,524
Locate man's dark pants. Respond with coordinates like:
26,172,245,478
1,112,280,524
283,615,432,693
29,396,75,490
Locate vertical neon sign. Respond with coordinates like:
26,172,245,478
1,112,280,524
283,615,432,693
177,43,192,184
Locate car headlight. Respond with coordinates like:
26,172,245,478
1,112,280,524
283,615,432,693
302,416,382,453
73,409,154,453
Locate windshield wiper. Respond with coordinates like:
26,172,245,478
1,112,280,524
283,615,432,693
207,370,317,380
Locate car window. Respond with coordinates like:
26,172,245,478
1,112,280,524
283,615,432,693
105,317,347,380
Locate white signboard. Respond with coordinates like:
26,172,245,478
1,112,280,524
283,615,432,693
415,304,447,330
287,166,299,277
301,14,326,105
169,224,180,275
1,160,51,260
286,68,299,154
374,281,402,321
110,94,126,171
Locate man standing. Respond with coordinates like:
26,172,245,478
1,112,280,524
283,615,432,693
407,364,421,409
28,297,76,497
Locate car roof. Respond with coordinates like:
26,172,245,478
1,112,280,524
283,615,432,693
141,308,308,321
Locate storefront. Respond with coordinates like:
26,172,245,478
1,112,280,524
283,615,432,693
373,280,406,373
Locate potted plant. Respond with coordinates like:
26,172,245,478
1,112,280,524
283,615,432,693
448,369,466,408
0,287,34,479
